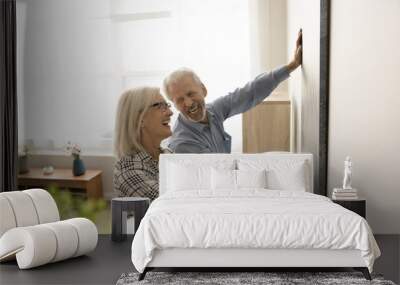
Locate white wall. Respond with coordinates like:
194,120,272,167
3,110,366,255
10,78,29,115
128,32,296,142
328,0,400,234
287,0,320,189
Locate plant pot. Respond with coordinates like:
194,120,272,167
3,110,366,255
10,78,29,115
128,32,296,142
73,158,86,176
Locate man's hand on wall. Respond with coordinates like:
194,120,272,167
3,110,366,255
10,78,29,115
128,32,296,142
287,29,303,73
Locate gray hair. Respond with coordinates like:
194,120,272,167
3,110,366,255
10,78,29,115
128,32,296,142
162,67,203,100
114,87,159,158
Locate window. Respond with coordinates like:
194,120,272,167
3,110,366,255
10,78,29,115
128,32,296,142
17,0,251,154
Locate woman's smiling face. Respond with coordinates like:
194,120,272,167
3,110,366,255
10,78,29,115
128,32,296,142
141,94,173,140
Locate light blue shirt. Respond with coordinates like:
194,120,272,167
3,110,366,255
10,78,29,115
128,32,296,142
168,66,290,153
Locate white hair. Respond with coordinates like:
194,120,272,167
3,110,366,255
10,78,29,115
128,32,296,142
114,87,159,158
162,67,203,100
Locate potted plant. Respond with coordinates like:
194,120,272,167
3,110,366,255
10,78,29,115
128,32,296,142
47,186,107,228
65,142,86,176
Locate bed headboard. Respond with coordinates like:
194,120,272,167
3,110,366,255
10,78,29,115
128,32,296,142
159,153,314,195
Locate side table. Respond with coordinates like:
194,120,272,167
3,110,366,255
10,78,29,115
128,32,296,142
332,198,366,218
18,168,103,198
111,197,150,242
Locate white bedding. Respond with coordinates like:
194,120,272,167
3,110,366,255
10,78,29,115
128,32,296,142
131,190,380,273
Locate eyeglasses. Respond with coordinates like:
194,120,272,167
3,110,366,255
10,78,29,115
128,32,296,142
150,101,171,112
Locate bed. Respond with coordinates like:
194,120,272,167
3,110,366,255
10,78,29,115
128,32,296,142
131,153,380,280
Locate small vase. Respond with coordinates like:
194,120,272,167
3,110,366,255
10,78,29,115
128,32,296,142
73,157,86,176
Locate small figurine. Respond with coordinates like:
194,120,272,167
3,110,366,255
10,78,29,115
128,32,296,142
42,165,54,175
342,156,352,190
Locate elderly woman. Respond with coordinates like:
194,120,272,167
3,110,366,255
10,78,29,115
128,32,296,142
113,87,173,201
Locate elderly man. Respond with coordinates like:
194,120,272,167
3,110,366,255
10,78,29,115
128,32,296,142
163,31,302,153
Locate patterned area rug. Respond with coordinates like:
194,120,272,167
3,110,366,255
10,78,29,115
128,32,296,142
116,271,396,285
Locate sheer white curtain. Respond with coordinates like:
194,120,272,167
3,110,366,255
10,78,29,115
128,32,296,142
248,0,288,92
18,0,252,154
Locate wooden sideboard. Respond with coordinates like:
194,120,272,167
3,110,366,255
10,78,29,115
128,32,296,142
18,168,103,199
243,99,290,153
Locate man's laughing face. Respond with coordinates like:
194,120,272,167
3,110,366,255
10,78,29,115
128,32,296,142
167,75,207,123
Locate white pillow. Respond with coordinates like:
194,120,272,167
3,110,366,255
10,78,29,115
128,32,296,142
167,160,235,192
236,169,266,189
266,162,307,191
168,163,211,191
211,168,236,190
211,169,267,190
238,159,308,191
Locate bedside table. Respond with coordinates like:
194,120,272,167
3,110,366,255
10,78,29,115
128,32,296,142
332,199,366,218
111,197,150,242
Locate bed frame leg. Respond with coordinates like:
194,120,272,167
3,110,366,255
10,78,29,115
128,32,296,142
354,267,371,280
138,268,148,281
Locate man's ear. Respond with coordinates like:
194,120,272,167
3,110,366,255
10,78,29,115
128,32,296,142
201,83,207,98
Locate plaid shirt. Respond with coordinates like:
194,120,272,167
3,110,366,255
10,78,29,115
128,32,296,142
114,150,169,201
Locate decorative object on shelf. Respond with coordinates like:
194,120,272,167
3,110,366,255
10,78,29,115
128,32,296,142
332,187,359,200
42,165,54,175
72,157,86,176
332,156,358,200
65,141,86,176
343,156,352,189
18,145,29,174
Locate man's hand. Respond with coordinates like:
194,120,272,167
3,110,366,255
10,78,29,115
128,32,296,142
287,29,302,73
